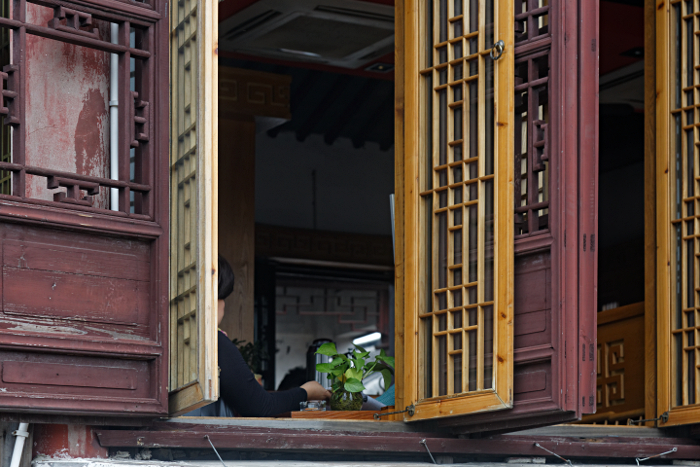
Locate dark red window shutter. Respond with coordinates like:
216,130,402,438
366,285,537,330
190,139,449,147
436,0,598,433
0,0,169,418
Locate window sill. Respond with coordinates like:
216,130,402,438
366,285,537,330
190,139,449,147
95,419,700,461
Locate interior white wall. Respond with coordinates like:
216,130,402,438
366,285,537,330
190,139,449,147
255,132,394,236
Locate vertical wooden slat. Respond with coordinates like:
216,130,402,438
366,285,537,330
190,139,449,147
12,0,25,197
643,0,657,425
168,0,218,416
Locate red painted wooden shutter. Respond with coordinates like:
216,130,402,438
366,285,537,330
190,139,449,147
0,0,170,417
435,0,599,432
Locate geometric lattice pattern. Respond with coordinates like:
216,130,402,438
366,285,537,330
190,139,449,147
671,0,700,408
514,51,549,236
418,0,496,399
596,340,625,409
0,0,9,196
514,0,550,236
169,0,200,392
276,286,380,332
0,0,153,212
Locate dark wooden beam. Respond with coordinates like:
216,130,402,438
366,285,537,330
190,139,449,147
96,426,700,460
323,79,380,146
295,74,353,143
267,69,317,138
352,90,393,149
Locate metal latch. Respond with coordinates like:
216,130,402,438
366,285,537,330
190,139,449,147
374,404,415,420
490,40,505,60
628,411,669,426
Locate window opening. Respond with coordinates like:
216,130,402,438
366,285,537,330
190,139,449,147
584,0,645,425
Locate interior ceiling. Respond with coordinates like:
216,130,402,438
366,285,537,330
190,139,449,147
221,57,395,151
220,0,643,150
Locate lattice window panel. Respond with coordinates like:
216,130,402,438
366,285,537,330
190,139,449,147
170,0,200,393
168,0,217,414
515,0,549,46
514,50,549,236
0,0,8,195
418,0,498,399
670,0,700,408
276,286,381,331
0,0,155,215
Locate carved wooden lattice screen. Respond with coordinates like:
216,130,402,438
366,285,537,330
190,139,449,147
0,0,8,196
0,0,155,211
657,0,700,427
669,0,700,413
514,0,550,237
401,0,514,421
169,0,218,415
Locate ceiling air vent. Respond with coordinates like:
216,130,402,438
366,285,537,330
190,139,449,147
219,0,394,69
222,10,283,42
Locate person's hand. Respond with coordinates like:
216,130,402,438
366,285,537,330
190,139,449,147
300,381,331,401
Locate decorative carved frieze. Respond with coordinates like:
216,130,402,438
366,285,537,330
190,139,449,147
0,64,19,126
580,302,645,424
219,67,291,120
48,6,99,40
131,91,150,148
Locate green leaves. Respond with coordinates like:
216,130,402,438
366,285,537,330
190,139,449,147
315,363,337,373
315,342,395,395
375,350,395,369
344,378,366,393
345,367,362,382
379,369,393,390
316,342,338,357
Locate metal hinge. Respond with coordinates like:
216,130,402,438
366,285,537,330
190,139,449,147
374,404,415,420
628,411,669,426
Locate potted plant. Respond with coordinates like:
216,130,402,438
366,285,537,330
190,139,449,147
315,342,395,411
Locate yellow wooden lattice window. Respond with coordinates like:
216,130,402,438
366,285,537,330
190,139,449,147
397,0,514,422
168,0,219,415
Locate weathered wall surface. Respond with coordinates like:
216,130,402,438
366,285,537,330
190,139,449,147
24,4,111,208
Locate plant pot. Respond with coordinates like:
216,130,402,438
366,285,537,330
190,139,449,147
330,390,363,411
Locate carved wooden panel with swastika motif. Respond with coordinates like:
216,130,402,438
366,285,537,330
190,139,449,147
581,302,645,424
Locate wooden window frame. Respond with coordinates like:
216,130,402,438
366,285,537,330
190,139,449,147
396,0,515,422
0,0,161,220
0,0,171,418
168,0,219,415
395,0,598,429
655,0,700,427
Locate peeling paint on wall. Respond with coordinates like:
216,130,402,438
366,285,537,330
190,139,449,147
24,4,111,209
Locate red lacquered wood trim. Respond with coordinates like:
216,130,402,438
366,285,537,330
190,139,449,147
96,427,700,460
33,0,161,20
576,0,599,416
0,200,162,237
0,335,163,358
150,0,169,409
559,0,579,415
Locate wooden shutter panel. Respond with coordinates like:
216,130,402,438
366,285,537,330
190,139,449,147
0,0,170,417
656,0,700,427
168,0,219,416
395,0,599,431
396,0,515,421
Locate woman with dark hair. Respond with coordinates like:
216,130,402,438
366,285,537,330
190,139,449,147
214,255,330,417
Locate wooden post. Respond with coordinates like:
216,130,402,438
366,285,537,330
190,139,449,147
218,67,291,344
218,116,256,343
